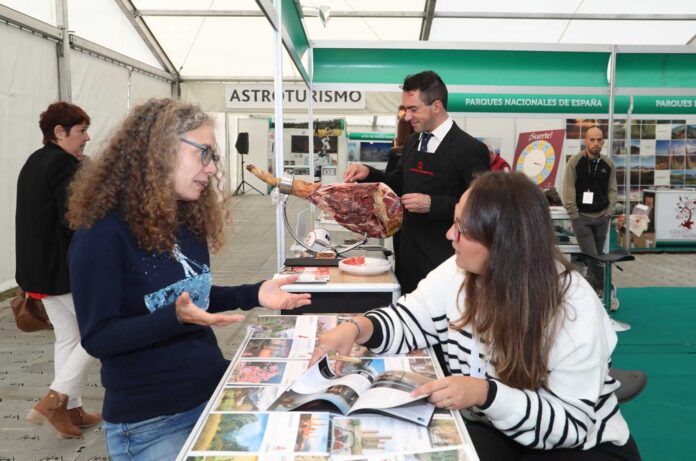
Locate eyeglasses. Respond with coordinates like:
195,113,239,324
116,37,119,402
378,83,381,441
451,219,466,243
180,138,220,166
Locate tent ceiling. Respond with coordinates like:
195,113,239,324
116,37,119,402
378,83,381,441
2,0,695,80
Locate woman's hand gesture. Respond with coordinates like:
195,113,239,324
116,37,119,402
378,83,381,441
175,292,245,326
258,276,312,310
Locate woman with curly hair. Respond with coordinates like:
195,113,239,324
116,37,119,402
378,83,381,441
311,172,640,460
67,98,310,460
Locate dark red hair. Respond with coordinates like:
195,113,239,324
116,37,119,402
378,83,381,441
39,102,91,145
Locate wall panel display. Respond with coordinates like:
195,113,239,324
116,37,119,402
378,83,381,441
565,118,696,202
284,129,343,181
359,142,391,163
290,135,338,154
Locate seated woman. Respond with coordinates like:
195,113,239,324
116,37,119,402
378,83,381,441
67,98,310,460
311,172,641,461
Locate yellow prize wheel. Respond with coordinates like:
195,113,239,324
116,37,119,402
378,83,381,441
516,140,556,184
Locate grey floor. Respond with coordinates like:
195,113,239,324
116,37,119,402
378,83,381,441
1,195,694,461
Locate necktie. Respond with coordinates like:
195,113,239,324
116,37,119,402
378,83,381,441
419,132,433,152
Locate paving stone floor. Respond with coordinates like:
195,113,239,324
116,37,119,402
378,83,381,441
1,195,694,460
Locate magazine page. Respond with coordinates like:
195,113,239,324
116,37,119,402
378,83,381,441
268,356,381,414
186,455,330,461
190,412,330,456
347,370,435,426
251,315,339,340
241,338,316,360
330,414,465,460
324,446,477,461
267,356,434,426
185,447,475,461
213,386,284,412
228,360,308,387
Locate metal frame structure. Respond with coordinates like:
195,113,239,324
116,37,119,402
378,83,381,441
253,1,696,272
0,3,177,89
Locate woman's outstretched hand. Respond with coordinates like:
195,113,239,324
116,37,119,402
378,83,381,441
175,292,245,326
258,276,312,310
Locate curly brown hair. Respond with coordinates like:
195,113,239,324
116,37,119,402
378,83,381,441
66,98,229,254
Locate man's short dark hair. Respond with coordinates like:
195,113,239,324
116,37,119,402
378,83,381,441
402,70,448,110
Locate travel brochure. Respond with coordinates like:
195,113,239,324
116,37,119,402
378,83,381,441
186,447,474,461
186,413,474,461
267,355,435,426
278,267,331,283
179,315,478,460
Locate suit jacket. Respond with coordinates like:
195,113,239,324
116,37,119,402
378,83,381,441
15,142,79,295
365,122,489,294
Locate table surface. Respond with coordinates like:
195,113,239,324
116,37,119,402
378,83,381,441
176,315,480,461
281,267,400,291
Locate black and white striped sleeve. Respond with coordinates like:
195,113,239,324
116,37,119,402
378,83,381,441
363,257,458,355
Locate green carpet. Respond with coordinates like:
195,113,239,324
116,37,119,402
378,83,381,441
610,287,696,460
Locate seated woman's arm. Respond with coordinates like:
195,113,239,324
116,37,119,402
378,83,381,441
364,257,459,354
480,280,621,450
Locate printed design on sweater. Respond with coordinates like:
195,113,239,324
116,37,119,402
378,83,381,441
143,245,212,313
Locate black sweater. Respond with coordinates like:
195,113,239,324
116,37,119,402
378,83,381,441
15,143,79,294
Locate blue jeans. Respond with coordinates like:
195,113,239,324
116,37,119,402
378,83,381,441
103,401,207,460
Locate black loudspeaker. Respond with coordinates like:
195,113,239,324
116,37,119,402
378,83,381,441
235,132,249,155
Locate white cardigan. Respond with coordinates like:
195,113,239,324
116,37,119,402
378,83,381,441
365,256,630,450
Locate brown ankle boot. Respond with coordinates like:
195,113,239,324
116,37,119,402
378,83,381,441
26,390,82,439
68,406,102,428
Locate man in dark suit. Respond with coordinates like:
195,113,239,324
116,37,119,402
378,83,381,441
345,70,489,295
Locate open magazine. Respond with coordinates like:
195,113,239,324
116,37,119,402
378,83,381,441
267,355,435,426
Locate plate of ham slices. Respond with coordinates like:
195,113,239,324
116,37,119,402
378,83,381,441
338,256,391,276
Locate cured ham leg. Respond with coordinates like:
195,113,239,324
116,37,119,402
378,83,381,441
246,164,403,238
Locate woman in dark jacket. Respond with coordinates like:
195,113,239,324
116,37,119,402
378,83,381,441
16,102,101,439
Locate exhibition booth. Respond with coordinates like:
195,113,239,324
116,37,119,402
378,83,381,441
2,1,696,289
2,3,696,461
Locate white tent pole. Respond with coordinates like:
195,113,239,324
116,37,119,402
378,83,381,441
308,47,315,223
605,45,617,255
56,0,72,102
273,0,285,272
623,97,634,250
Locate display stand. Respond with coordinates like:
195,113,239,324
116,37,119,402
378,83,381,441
278,264,400,314
176,315,479,461
233,155,264,195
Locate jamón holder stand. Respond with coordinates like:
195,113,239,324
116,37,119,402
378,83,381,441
275,173,367,256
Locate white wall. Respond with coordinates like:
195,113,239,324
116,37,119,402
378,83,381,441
0,23,173,292
0,24,60,290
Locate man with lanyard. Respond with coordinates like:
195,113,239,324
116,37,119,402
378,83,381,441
344,70,489,296
563,126,618,306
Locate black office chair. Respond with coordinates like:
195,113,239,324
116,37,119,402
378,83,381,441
610,368,648,404
580,248,635,331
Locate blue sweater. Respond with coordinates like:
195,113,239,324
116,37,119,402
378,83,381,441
69,212,262,423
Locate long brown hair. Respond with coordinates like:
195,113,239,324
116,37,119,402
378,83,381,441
67,98,229,254
394,105,414,149
453,172,573,389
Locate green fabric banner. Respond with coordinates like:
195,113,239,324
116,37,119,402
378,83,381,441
347,132,394,141
447,94,696,114
313,48,609,88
